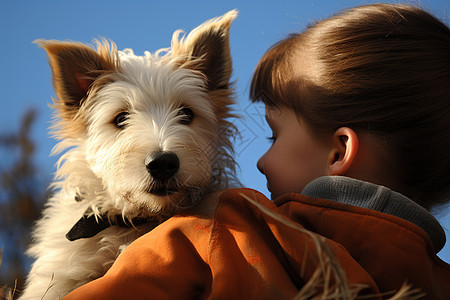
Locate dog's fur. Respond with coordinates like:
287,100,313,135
20,11,238,299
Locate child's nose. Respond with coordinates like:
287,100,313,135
257,155,265,175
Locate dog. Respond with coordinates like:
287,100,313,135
20,10,239,299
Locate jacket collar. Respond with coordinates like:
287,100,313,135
301,176,446,252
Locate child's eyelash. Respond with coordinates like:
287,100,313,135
267,136,276,144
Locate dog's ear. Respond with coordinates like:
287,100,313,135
36,40,116,116
172,10,237,91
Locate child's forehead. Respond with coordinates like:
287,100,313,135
264,106,296,126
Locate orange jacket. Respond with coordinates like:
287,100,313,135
64,188,450,299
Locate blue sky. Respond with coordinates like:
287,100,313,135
1,0,449,264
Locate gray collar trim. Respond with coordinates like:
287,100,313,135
302,176,446,253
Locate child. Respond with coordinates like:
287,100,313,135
63,3,449,299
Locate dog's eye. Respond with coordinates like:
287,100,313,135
177,107,194,125
114,112,129,129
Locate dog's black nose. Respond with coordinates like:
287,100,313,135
145,152,179,180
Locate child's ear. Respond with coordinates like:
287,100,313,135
171,10,237,91
328,127,359,176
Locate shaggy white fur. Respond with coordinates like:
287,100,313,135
20,10,238,299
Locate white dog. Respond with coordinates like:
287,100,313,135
20,10,238,299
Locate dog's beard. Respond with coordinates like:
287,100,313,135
145,183,178,196
98,160,211,218
119,184,205,217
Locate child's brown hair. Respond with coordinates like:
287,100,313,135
250,3,450,210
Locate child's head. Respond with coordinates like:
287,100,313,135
250,3,450,209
